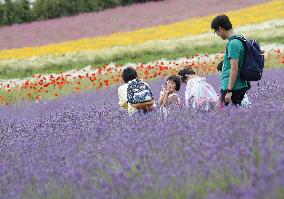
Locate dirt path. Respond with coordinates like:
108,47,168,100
0,0,269,50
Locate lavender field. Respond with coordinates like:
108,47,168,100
0,69,284,199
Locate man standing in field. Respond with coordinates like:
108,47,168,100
211,15,248,106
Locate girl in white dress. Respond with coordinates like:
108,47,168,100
178,68,219,111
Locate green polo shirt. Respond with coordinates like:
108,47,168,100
221,35,247,90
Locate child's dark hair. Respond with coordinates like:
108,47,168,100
217,61,223,71
178,68,196,83
167,75,181,91
211,14,233,31
122,67,138,83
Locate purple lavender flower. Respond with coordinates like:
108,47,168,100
0,69,283,199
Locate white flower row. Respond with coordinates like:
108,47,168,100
1,44,283,90
1,18,284,70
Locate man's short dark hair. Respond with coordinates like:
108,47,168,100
122,67,138,83
178,68,195,83
211,14,233,31
167,75,181,91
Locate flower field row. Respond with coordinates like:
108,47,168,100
0,68,284,199
0,0,267,50
1,1,284,199
0,46,283,105
0,0,283,60
0,19,284,78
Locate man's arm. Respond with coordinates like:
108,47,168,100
225,59,238,103
225,39,242,103
228,59,239,90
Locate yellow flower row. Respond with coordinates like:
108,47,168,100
1,20,283,70
0,0,283,60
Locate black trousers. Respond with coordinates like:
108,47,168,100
221,88,247,106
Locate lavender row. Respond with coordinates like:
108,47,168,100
0,69,283,199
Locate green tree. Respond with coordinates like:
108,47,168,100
2,0,16,25
0,0,163,26
0,3,4,25
14,0,34,23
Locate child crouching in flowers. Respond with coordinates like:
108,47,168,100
158,75,181,116
178,68,219,111
118,67,155,115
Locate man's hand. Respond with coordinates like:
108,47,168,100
225,92,232,103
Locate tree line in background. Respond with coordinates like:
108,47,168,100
0,0,161,26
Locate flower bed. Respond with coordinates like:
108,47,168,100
0,46,283,105
0,0,283,60
0,69,283,199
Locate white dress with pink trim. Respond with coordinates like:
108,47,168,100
185,77,219,111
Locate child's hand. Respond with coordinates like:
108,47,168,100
165,88,175,95
159,85,166,98
160,85,166,95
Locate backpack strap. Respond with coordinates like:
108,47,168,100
225,35,251,89
225,35,246,55
143,82,154,100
